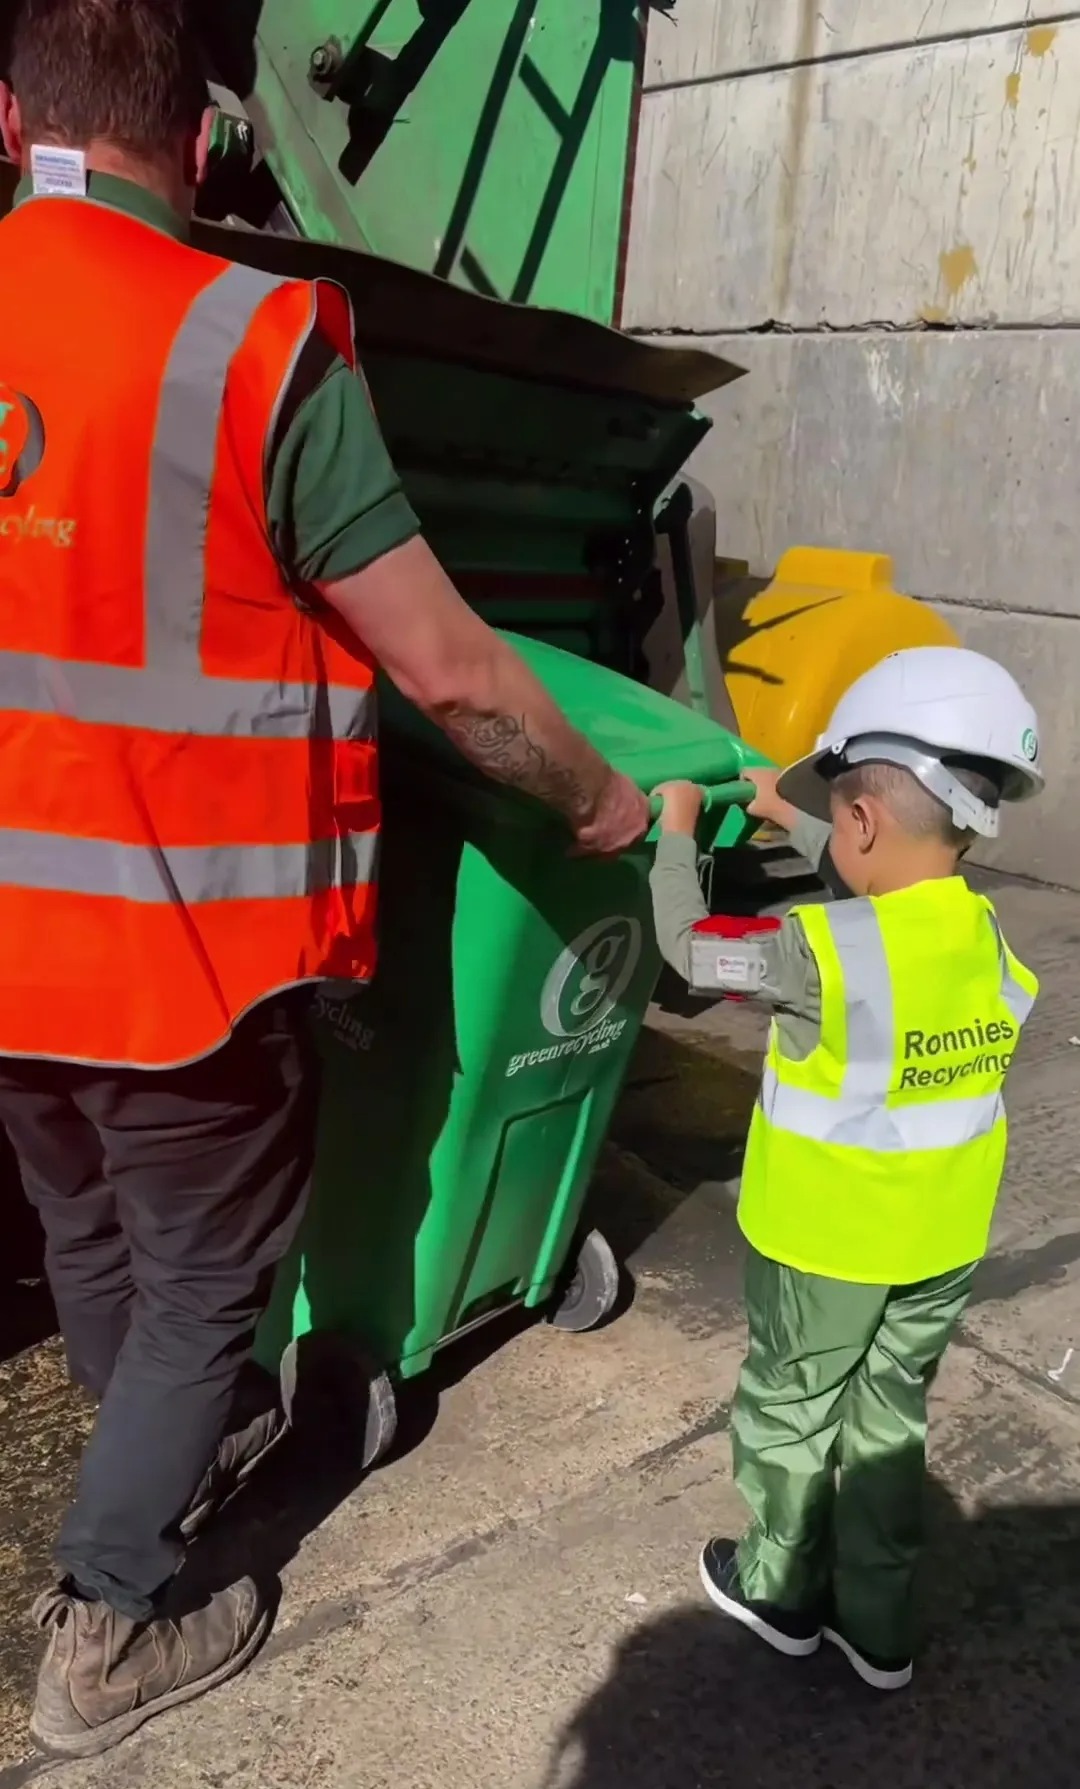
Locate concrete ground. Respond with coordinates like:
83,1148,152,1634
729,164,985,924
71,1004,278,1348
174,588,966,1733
3,869,1080,1788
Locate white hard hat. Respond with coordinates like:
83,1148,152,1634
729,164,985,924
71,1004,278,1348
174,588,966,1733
776,646,1043,839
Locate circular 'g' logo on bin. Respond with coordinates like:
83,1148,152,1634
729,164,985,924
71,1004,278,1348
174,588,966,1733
540,915,643,1040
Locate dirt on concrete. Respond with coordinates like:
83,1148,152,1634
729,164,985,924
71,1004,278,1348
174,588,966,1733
0,1327,93,1765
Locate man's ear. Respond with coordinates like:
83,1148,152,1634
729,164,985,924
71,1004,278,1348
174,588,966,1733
0,87,24,165
192,105,216,188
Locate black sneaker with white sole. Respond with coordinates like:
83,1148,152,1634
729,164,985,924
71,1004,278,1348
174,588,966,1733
822,1624,913,1691
698,1538,822,1658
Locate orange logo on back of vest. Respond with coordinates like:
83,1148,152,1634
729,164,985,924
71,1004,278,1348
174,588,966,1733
0,383,45,497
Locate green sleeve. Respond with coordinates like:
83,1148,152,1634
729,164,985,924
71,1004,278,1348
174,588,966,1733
649,833,710,983
266,357,420,585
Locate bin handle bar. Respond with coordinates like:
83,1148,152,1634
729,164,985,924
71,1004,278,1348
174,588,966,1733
647,778,756,822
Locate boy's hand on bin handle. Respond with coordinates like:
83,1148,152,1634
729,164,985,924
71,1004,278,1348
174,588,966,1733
652,780,705,836
571,770,651,857
743,767,799,833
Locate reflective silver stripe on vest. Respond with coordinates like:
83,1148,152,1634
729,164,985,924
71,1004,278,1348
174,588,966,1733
146,264,283,672
761,898,1015,1153
760,1063,1005,1152
987,909,1036,1025
0,828,377,904
825,900,893,1096
1,654,373,740
0,264,373,746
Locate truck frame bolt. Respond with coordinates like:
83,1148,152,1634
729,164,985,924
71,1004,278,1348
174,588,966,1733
309,43,339,80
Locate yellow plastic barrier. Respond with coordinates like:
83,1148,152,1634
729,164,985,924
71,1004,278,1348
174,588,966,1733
723,547,958,768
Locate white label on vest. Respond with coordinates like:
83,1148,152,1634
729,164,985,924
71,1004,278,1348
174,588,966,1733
30,145,88,197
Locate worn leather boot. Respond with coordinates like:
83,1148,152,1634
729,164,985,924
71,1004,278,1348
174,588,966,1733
30,1578,271,1758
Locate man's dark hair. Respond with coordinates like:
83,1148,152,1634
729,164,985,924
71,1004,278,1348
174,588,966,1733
9,0,208,156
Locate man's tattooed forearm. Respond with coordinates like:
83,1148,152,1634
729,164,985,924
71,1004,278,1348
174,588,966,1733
441,708,598,819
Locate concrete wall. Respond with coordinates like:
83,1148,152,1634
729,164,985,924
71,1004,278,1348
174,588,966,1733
624,2,1080,885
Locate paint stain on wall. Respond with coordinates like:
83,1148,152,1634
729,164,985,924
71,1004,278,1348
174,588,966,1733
1026,25,1058,58
1007,24,1058,108
939,244,979,302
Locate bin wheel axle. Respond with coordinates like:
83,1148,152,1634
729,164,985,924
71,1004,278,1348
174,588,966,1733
551,1229,620,1333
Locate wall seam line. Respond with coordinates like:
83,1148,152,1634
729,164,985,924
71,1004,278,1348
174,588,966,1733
643,7,1080,95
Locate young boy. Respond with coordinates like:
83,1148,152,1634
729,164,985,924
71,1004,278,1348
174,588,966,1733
650,646,1043,1691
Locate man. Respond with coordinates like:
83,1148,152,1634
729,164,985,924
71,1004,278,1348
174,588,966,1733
0,0,648,1758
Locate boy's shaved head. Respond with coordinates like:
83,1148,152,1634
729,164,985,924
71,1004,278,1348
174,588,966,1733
832,759,1001,849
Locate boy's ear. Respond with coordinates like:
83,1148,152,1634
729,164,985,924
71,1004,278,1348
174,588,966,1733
850,795,879,854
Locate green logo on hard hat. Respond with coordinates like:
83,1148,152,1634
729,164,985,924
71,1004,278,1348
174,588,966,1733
1021,728,1038,762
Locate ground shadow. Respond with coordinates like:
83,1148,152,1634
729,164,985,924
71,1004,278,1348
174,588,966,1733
176,1293,547,1619
611,1027,756,1197
548,1476,1080,1789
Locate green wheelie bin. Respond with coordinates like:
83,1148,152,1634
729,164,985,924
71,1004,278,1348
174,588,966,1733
257,636,767,1459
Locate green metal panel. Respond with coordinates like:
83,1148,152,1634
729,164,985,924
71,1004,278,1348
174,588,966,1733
189,9,749,700
239,0,643,320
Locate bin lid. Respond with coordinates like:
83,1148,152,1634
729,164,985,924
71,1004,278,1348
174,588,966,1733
382,630,760,795
502,634,757,789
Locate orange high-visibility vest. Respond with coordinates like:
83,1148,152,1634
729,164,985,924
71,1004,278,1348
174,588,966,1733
0,193,380,1068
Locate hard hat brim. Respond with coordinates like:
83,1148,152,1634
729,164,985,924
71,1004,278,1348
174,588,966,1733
777,738,1045,828
776,750,836,824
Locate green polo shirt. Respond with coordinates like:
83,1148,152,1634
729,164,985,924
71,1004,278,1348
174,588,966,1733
13,172,420,584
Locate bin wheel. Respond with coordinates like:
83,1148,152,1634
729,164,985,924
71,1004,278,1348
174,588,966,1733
280,1332,398,1469
551,1229,620,1333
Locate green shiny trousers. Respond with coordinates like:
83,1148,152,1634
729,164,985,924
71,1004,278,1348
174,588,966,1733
732,1247,975,1660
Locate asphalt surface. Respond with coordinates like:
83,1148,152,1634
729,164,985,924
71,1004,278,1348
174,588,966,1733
2,869,1080,1787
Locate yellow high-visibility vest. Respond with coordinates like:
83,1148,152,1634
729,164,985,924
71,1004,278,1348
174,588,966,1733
738,877,1038,1285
